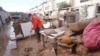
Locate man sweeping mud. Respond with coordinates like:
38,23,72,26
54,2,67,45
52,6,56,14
31,13,42,42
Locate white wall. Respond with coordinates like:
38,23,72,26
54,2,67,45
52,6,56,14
44,1,52,12
66,0,71,5
87,5,96,19
92,0,100,4
73,0,92,7
38,4,44,15
33,7,38,13
29,9,34,14
30,7,38,14
73,0,100,7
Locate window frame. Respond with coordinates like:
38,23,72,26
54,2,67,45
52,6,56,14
80,0,88,3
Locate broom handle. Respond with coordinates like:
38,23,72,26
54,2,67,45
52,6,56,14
28,28,33,47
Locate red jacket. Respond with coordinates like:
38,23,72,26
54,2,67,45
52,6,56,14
31,15,42,30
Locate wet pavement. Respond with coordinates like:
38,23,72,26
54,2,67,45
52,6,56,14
0,22,17,56
0,24,10,56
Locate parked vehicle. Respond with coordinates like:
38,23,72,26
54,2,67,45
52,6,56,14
11,15,21,19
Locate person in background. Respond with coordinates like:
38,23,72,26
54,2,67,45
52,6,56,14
59,14,64,27
31,13,42,42
63,13,66,22
27,13,32,21
63,13,67,27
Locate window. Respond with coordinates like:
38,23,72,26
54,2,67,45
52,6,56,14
57,3,60,8
39,9,42,11
80,0,88,2
97,6,100,13
57,1,67,8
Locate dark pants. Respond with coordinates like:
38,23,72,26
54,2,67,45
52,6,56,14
35,27,41,41
59,20,63,27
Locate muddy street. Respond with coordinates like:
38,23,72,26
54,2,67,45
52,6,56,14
0,0,100,56
0,21,100,56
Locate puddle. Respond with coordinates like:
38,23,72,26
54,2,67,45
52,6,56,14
3,40,17,56
3,21,17,56
10,34,16,40
7,41,17,49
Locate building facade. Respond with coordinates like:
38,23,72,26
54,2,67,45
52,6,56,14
30,0,100,13
71,0,100,20
30,0,71,15
30,6,38,14
37,2,46,15
72,0,100,7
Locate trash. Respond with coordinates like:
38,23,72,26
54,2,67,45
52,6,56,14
44,29,57,35
19,47,33,56
72,35,83,44
67,21,88,31
76,45,88,56
61,35,73,45
16,33,23,39
70,30,83,36
43,22,51,28
13,19,27,36
57,46,67,54
42,48,56,56
50,31,65,38
83,19,100,50
24,48,33,53
71,43,77,54
19,45,44,56
58,38,77,54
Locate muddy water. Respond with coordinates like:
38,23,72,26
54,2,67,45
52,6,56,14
0,25,10,56
3,22,17,56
